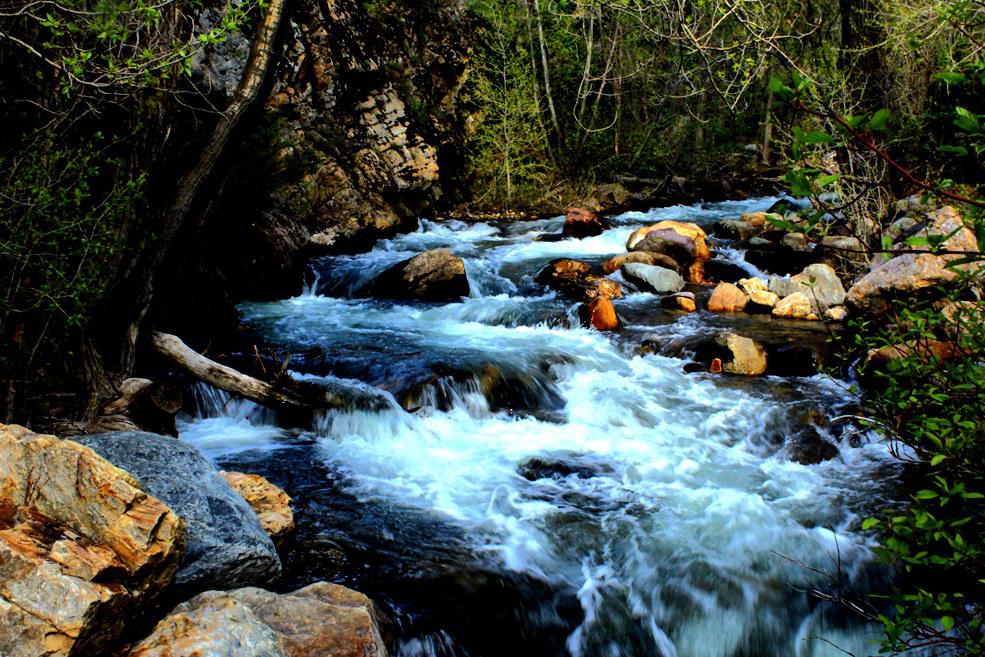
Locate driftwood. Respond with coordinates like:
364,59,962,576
149,332,393,418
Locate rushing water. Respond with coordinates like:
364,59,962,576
178,198,904,657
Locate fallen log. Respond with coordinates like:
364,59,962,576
149,331,359,414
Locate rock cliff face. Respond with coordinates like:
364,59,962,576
191,0,473,305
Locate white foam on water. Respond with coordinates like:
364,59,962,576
180,198,902,657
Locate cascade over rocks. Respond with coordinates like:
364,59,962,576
129,583,389,657
369,249,470,302
621,263,685,294
76,432,281,593
0,424,185,657
562,208,609,238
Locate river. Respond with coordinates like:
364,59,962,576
178,198,903,657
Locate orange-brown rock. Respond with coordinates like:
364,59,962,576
719,334,768,376
130,582,389,657
626,221,711,259
537,259,623,300
579,297,621,331
562,207,608,239
0,424,185,657
772,292,820,320
220,472,295,546
707,283,749,312
602,252,679,275
661,292,697,313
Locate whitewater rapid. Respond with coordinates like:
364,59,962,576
178,198,902,657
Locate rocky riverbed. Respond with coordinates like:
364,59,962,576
1,194,977,657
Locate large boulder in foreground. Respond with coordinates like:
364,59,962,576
0,424,184,657
621,263,685,294
369,249,470,302
220,472,295,547
845,253,959,317
77,432,280,593
562,207,608,238
129,582,389,657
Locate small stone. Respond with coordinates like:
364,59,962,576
824,306,848,322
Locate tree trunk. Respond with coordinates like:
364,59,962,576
98,0,288,388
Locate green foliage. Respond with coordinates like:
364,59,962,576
853,269,985,654
0,134,140,375
463,1,553,207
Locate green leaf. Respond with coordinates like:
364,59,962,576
862,518,881,530
932,72,968,86
940,145,970,157
942,615,955,631
815,173,841,188
954,107,981,134
868,109,892,132
914,489,938,500
931,454,946,466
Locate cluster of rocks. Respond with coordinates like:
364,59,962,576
0,424,388,657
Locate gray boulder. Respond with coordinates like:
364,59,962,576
621,263,685,294
768,263,846,310
77,432,281,593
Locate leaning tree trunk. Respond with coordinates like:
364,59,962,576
95,0,288,401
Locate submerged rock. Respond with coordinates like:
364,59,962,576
621,263,685,294
0,424,184,657
562,207,608,239
369,249,470,302
718,334,768,376
77,432,281,593
129,582,389,657
220,472,295,547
